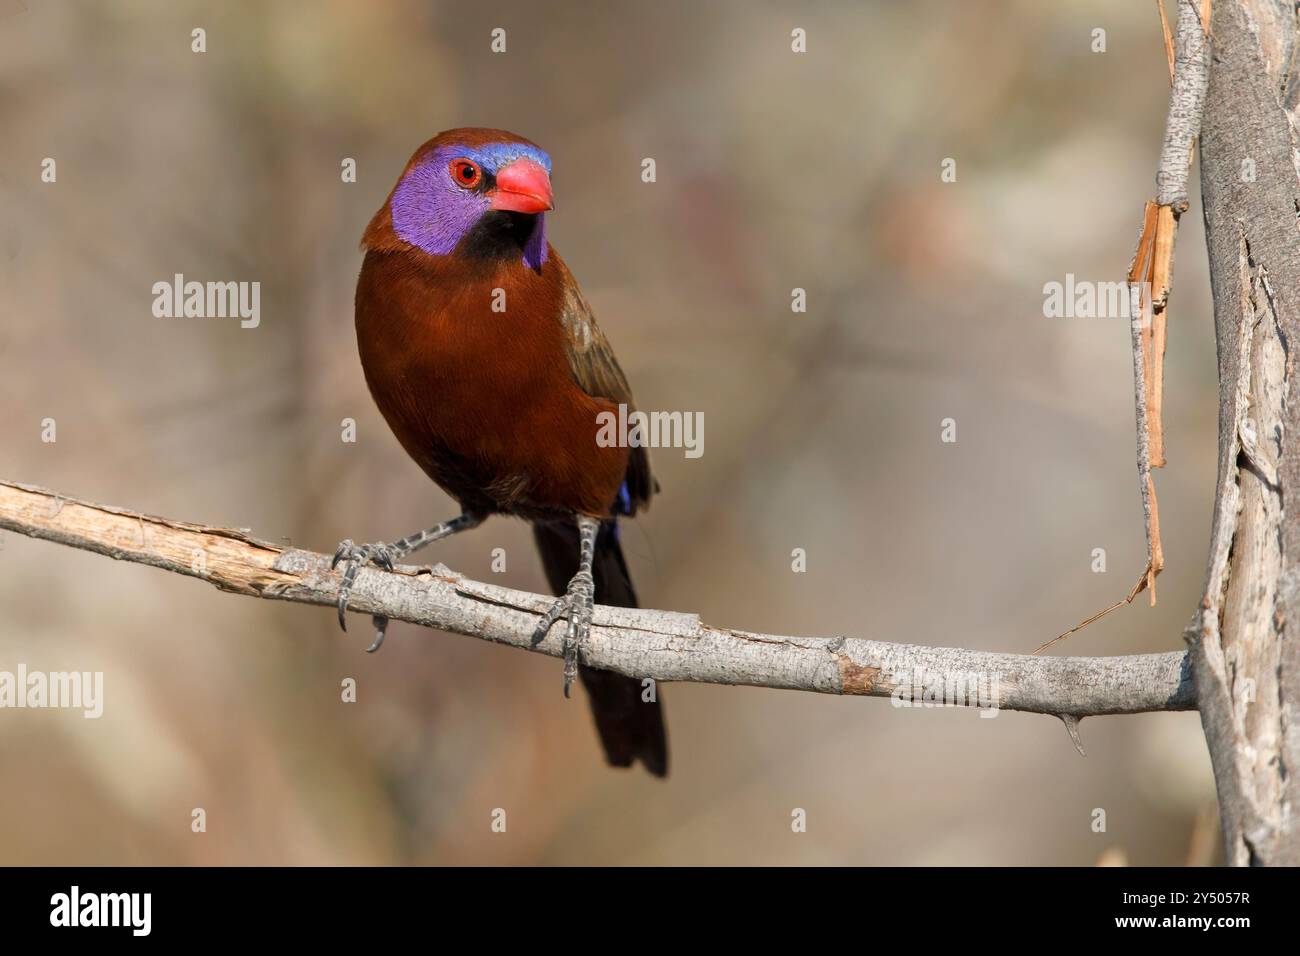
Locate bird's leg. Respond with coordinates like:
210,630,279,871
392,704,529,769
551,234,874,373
333,512,481,650
530,515,599,698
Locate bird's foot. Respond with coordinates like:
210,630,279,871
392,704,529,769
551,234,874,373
332,539,399,648
330,514,482,650
531,568,595,698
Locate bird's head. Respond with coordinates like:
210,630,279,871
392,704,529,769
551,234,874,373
383,128,553,270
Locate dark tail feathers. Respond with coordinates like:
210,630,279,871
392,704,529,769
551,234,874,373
532,520,668,777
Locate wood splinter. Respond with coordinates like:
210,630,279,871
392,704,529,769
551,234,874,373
1036,0,1209,656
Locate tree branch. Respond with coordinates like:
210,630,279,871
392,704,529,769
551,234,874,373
0,479,1194,719
1193,0,1300,866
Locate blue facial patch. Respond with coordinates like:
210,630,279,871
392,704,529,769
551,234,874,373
391,141,551,267
460,142,553,176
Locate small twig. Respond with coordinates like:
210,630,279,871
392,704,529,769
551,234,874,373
1033,573,1149,655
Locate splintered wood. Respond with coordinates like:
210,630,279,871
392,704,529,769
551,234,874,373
1035,1,1209,655
1126,199,1173,604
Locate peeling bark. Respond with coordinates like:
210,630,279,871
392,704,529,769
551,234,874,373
1193,0,1300,866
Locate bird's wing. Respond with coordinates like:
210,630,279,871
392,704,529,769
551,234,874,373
552,254,656,513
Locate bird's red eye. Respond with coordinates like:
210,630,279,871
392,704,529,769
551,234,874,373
450,159,482,189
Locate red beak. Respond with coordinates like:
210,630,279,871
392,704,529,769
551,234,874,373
490,158,553,214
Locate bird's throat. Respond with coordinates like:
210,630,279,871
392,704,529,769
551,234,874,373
455,211,548,271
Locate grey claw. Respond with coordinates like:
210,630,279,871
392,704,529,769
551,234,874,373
331,539,355,571
332,540,395,638
366,615,388,653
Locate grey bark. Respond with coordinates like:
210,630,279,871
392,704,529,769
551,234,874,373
0,479,1194,720
1192,0,1300,866
1157,0,1212,209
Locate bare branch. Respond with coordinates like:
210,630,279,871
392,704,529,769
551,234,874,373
0,479,1194,719
1158,0,1213,207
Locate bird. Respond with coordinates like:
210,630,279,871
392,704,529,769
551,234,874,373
333,127,667,777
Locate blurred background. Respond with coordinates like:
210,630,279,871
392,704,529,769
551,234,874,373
1,0,1220,864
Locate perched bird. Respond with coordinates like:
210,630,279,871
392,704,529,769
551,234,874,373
335,128,667,776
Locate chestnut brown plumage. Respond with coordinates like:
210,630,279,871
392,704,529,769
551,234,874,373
335,128,667,776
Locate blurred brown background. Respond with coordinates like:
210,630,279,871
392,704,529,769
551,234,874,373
1,0,1219,864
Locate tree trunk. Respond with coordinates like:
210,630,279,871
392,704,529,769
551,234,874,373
1192,0,1300,865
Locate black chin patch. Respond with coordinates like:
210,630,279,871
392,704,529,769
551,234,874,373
456,211,537,261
